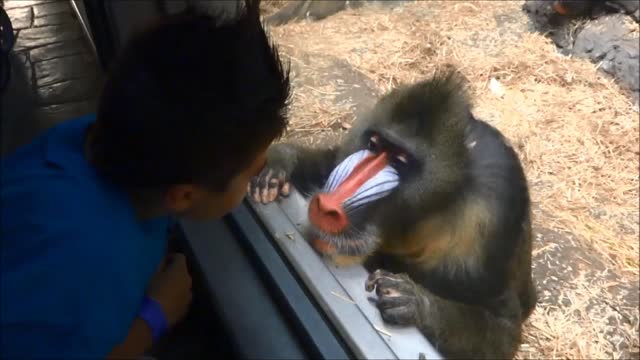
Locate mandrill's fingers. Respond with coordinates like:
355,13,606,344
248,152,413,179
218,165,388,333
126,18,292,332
376,293,413,310
260,187,270,204
281,181,290,197
366,270,420,327
259,169,273,204
268,178,280,202
366,270,415,296
365,269,394,292
248,167,291,204
250,176,261,203
277,170,290,197
373,277,410,298
379,304,417,326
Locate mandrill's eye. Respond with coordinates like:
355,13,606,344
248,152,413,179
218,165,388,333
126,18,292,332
390,152,413,176
395,153,409,165
368,134,381,152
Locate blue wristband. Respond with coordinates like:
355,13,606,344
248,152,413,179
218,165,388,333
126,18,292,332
138,296,169,341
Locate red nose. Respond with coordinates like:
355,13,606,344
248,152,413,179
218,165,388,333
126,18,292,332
308,193,349,234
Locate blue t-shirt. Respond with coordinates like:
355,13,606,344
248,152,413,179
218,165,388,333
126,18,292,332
1,114,171,358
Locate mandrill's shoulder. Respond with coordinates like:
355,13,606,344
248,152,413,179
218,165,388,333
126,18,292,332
464,116,530,199
462,117,531,252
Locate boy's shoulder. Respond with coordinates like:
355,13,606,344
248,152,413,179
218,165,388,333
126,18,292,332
2,114,96,181
5,115,104,202
1,114,139,248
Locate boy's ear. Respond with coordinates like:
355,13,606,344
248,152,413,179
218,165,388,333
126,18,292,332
165,184,197,212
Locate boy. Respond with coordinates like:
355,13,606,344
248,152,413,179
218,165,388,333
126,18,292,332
1,0,290,358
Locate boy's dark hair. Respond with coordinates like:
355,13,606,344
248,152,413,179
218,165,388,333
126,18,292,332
89,0,290,192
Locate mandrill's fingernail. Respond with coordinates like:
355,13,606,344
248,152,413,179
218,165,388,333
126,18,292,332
365,281,375,292
268,188,278,202
281,182,290,196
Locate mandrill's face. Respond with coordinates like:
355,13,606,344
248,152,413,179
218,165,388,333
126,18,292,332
304,74,470,266
306,132,410,266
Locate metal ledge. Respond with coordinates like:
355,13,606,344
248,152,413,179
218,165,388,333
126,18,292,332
247,189,443,360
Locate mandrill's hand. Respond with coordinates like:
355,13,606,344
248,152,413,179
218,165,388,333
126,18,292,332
248,166,291,204
366,269,425,327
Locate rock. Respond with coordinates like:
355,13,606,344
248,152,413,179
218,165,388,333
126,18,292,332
32,1,71,18
37,78,100,105
522,0,574,48
523,1,640,100
14,24,82,50
6,7,33,30
573,15,640,92
1,52,38,157
29,39,90,63
33,12,75,27
2,0,57,10
34,54,98,87
611,0,640,14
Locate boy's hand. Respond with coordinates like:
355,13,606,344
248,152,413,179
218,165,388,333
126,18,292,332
146,253,193,327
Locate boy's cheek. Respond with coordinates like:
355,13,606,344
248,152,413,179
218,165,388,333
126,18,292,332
182,165,262,220
190,181,248,220
225,178,252,210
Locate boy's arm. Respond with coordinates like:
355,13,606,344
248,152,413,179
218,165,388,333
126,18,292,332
108,253,193,358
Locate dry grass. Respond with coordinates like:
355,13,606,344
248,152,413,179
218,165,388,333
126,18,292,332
261,0,289,13
262,1,640,358
279,50,358,143
521,271,639,359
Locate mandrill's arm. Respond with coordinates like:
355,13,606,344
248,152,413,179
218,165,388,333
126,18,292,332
249,143,338,203
365,270,523,359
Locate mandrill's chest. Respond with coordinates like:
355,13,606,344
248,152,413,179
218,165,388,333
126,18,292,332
376,215,469,271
